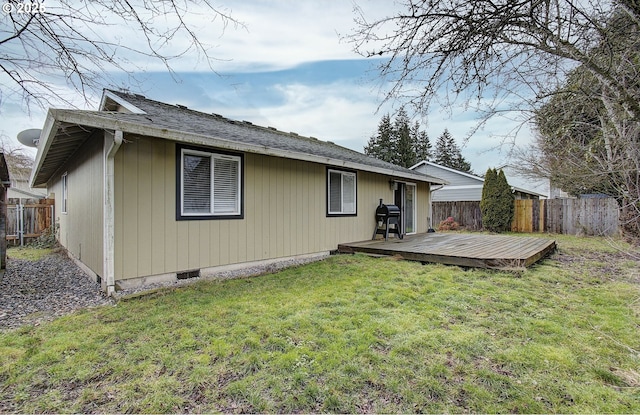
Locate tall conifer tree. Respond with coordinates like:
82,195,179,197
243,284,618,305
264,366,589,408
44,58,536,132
413,122,432,162
434,129,472,173
393,107,416,168
364,113,393,162
481,168,514,232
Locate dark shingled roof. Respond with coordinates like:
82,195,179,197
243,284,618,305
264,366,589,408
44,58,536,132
31,89,444,187
104,89,442,183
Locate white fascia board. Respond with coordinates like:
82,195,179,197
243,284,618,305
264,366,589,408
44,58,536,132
512,186,547,198
439,184,484,190
411,160,484,182
29,110,60,188
99,90,146,114
53,111,443,185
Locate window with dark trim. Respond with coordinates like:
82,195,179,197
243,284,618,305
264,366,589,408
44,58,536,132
177,144,243,220
327,168,357,216
61,172,68,214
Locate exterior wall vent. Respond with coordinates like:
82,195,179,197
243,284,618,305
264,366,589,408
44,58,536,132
177,269,200,280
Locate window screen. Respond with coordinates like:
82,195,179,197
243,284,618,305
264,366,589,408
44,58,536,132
179,147,242,219
327,169,357,215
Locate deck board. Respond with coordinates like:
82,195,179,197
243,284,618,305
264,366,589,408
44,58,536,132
337,233,556,269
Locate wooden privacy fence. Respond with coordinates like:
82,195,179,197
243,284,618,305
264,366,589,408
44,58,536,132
433,198,620,236
6,199,55,246
432,201,483,231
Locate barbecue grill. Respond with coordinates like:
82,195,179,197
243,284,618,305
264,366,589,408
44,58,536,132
373,199,403,240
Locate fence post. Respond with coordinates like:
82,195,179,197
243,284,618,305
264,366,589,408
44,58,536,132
17,203,23,247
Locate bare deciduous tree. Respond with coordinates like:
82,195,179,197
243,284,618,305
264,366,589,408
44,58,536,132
0,134,34,184
1,0,242,109
348,0,640,240
347,0,639,120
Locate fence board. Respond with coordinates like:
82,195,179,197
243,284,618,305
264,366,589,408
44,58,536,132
432,201,483,230
433,198,619,236
6,200,55,245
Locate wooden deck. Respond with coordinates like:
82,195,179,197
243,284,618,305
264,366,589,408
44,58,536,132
338,233,556,269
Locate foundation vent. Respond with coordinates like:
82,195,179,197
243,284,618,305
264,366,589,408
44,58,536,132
177,269,200,280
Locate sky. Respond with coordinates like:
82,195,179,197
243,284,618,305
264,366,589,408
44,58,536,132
0,0,547,194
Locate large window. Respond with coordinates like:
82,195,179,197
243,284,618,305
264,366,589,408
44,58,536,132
177,145,243,220
327,169,357,216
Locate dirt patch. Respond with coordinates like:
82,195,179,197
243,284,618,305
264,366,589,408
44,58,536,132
552,249,639,284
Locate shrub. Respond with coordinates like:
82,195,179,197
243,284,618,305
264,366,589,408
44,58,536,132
480,168,515,232
438,216,460,231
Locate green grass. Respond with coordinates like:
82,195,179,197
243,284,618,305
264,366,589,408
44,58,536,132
1,234,639,413
7,246,55,261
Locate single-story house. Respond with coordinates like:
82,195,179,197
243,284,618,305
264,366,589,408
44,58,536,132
410,161,547,202
30,89,444,295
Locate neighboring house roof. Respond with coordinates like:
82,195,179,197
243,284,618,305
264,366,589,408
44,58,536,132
410,160,547,199
8,187,46,200
31,89,445,187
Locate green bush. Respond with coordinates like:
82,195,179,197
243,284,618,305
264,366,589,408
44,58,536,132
480,168,515,232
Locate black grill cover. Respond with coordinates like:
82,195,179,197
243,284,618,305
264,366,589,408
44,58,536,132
376,203,401,218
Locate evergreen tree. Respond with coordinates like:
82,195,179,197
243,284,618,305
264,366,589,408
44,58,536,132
434,129,455,167
434,129,472,173
412,121,432,162
480,168,515,232
452,151,472,173
364,113,394,163
365,110,435,168
497,169,515,229
393,107,416,168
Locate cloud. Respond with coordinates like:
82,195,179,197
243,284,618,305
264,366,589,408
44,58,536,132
0,1,546,194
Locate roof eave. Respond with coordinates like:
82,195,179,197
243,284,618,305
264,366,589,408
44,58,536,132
30,110,60,188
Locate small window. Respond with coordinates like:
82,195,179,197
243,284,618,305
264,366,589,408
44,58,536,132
327,169,357,216
177,145,243,220
61,172,68,214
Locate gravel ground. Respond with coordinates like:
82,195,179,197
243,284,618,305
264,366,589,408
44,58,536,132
0,253,114,332
0,251,330,331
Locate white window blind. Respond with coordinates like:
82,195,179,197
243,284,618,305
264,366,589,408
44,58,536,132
181,149,241,217
183,154,211,214
61,172,68,214
328,169,356,215
213,157,239,213
342,173,356,213
329,171,342,213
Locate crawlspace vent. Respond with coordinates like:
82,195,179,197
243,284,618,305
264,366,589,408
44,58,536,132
177,269,200,280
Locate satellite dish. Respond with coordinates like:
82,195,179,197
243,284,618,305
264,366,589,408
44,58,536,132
17,129,41,148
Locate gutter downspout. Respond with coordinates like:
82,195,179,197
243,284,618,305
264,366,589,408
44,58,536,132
428,184,445,231
104,130,122,296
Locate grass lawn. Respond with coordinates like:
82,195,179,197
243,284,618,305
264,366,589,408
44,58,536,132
0,234,638,413
6,246,55,261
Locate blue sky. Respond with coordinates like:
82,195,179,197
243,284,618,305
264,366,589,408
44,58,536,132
0,0,546,193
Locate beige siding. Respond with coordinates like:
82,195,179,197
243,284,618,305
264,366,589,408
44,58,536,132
114,136,431,281
47,133,104,277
